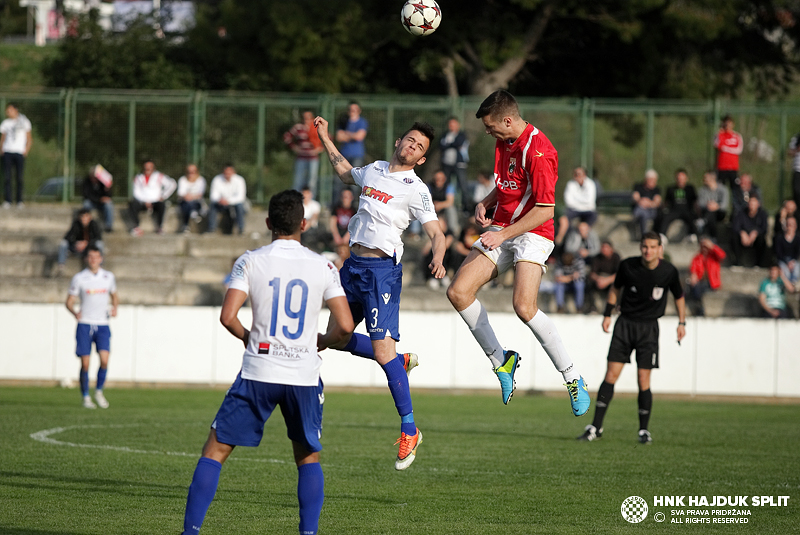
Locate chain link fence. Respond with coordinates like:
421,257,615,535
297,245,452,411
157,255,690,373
3,90,799,210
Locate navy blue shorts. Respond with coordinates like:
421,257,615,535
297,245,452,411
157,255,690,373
340,254,403,341
75,324,111,356
212,373,324,452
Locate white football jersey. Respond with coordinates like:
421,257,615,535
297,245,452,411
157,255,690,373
228,240,345,386
68,268,117,326
348,161,438,261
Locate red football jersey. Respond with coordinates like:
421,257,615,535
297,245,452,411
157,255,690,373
713,129,743,171
491,123,558,240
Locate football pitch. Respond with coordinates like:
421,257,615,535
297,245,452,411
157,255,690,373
0,386,797,534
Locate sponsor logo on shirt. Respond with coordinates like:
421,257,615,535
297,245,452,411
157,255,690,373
420,191,432,212
85,288,108,295
403,177,415,184
258,342,270,354
362,186,394,204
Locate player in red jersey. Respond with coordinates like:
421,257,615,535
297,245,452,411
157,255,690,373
446,90,589,415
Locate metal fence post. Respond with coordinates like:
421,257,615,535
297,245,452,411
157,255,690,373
779,111,788,200
61,89,72,204
645,108,655,172
128,100,136,197
384,104,395,162
256,101,266,204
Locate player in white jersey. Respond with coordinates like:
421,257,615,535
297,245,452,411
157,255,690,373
314,116,447,470
65,246,118,409
181,190,354,535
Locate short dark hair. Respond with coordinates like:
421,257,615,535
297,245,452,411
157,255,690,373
400,122,435,154
6,102,18,110
476,90,520,121
77,208,91,217
268,189,305,236
641,231,662,245
675,168,688,176
142,159,153,165
86,245,102,255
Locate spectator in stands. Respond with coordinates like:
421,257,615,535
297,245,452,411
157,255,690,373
730,172,761,218
659,168,698,241
696,170,728,240
773,215,799,286
585,240,620,314
336,101,368,168
56,208,104,276
329,188,356,267
554,251,586,313
439,117,471,213
207,164,246,235
0,102,32,209
731,195,769,267
773,199,797,241
300,186,323,251
713,114,743,188
555,166,598,246
564,221,600,264
429,169,459,234
284,110,323,198
128,159,176,237
176,164,206,234
789,130,800,208
687,237,726,317
82,166,114,233
471,169,495,214
451,218,482,271
631,169,662,239
758,264,795,319
422,217,454,289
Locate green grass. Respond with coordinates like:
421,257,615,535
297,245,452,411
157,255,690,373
0,386,797,534
0,44,58,89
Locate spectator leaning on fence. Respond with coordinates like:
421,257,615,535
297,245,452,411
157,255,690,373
207,164,247,235
0,103,33,209
713,114,743,188
128,159,177,237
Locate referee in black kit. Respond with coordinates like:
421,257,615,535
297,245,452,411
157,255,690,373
578,231,686,444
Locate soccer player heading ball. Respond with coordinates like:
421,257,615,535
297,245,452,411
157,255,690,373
315,114,447,470
446,90,591,415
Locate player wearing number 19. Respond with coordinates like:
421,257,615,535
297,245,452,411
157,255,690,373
315,115,447,470
181,190,354,535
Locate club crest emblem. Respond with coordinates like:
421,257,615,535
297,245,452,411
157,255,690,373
508,157,517,175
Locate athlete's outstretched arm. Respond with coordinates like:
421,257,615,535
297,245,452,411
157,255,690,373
220,288,250,347
602,285,621,333
318,296,354,351
422,219,447,279
314,117,355,185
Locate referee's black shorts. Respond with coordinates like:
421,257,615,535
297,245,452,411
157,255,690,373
607,315,660,369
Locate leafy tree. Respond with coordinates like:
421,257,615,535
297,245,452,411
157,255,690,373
42,9,193,89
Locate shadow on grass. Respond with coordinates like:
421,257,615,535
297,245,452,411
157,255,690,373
0,470,186,498
0,528,88,535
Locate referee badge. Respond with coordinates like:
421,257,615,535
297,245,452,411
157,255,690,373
651,287,664,300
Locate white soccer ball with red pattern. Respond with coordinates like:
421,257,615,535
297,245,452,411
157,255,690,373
401,0,442,36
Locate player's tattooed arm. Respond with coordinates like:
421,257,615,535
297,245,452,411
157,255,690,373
330,153,345,166
314,116,355,184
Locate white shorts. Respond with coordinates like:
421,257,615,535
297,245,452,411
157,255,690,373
472,225,554,274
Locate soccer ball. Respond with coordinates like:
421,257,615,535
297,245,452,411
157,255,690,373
401,0,442,36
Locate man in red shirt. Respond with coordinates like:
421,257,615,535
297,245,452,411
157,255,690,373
284,110,324,198
687,237,726,316
446,90,589,416
713,115,743,187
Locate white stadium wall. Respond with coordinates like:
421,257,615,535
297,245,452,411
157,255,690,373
1,303,798,398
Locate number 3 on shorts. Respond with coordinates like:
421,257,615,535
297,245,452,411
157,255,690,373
370,307,379,328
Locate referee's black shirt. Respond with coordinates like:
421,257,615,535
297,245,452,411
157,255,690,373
613,257,683,321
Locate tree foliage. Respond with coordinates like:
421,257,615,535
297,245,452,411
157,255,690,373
40,0,800,99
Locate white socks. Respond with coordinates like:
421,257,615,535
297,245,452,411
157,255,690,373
458,300,504,368
525,309,580,382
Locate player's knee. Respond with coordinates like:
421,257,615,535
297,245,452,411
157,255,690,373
445,282,463,307
513,301,537,323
